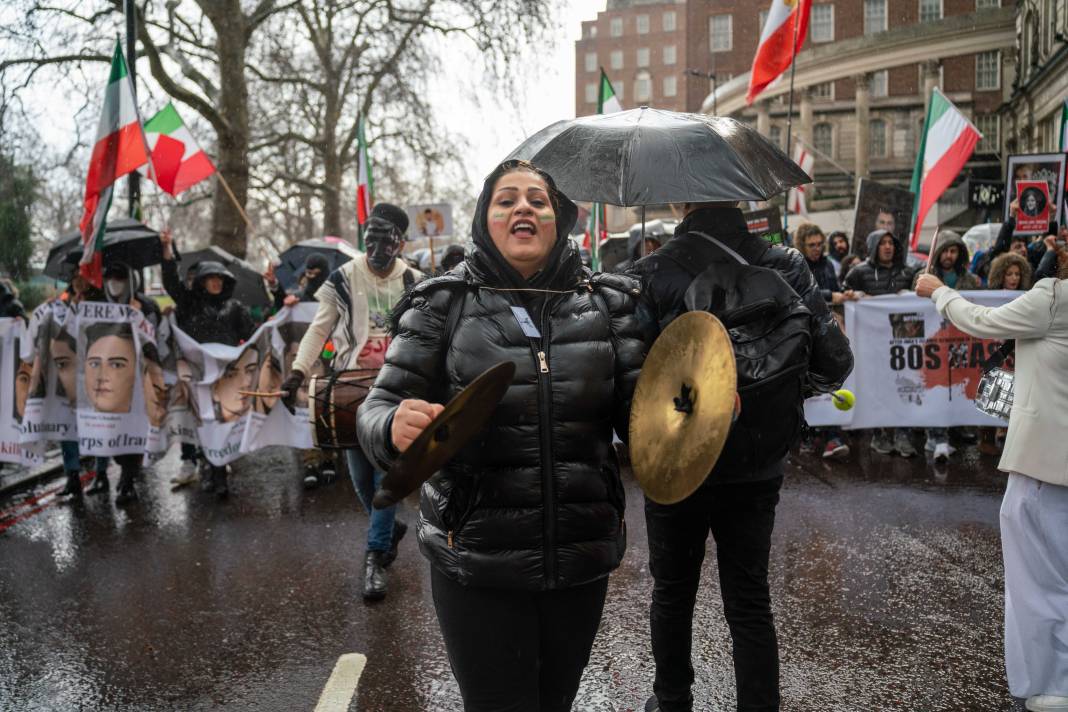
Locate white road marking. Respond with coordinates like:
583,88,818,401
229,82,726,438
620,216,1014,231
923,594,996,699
314,653,367,712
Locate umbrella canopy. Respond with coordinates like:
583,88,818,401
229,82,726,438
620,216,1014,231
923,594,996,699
45,218,163,279
275,237,359,291
505,108,811,206
177,246,271,308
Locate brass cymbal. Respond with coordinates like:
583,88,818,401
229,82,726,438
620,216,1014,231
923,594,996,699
629,311,736,505
373,361,516,508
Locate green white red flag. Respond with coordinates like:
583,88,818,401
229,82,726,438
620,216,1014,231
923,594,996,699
909,89,981,249
144,102,215,196
356,115,374,250
585,69,621,268
78,41,150,285
597,68,622,114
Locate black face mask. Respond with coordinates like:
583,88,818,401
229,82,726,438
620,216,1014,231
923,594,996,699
366,230,403,272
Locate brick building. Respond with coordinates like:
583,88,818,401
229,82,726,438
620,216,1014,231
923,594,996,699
576,0,1017,218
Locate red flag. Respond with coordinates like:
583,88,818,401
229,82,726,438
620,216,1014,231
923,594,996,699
747,0,811,106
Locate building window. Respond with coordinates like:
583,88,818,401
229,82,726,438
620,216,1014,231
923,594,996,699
864,0,887,34
637,14,650,34
811,81,834,101
663,45,677,65
610,50,623,70
976,0,999,7
610,17,623,37
637,47,650,68
770,125,782,149
585,83,597,104
870,119,887,157
919,0,942,22
663,75,677,97
587,25,598,38
711,73,733,93
710,15,732,52
585,52,597,73
811,5,834,42
869,70,888,98
975,114,999,153
814,123,834,156
976,50,1000,90
663,10,677,32
635,71,652,102
615,81,624,101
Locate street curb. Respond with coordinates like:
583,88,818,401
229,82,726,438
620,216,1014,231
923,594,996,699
0,460,64,499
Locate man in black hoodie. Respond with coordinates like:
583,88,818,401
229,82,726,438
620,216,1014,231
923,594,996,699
631,203,853,712
161,230,255,496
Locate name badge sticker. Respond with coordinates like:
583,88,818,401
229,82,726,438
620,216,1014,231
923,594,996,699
510,306,542,339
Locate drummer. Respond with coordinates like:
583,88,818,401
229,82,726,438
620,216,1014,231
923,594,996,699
280,203,421,601
357,159,648,711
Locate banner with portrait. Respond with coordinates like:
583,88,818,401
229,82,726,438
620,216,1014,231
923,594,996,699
806,292,1018,429
1004,153,1067,235
18,300,78,443
74,301,157,457
851,179,915,257
0,317,42,465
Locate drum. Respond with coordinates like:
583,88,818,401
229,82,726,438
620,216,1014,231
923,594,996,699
308,369,380,449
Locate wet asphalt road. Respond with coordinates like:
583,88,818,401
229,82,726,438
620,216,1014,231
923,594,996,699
0,436,1028,712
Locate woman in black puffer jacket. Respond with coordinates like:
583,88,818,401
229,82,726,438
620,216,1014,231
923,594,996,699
358,159,648,711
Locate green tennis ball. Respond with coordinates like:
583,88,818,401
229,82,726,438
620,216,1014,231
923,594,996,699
832,389,855,411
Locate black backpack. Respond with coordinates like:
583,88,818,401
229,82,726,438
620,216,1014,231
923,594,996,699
659,231,813,473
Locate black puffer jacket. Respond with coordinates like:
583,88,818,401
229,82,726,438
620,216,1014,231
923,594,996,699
357,169,648,591
842,229,916,295
632,207,851,396
805,254,841,303
161,259,255,345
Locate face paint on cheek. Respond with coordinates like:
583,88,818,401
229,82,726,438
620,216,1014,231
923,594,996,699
490,212,507,223
536,214,555,222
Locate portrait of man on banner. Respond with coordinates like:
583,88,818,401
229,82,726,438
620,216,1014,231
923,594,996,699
852,179,915,258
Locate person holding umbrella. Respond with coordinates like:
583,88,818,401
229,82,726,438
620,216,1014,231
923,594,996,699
160,229,256,497
357,159,647,710
279,203,421,600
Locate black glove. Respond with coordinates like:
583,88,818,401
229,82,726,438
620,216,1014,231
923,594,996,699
281,370,305,415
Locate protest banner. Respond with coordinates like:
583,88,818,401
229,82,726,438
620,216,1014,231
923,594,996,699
1015,180,1051,234
18,300,77,443
0,317,42,465
1005,153,1067,235
815,291,1018,429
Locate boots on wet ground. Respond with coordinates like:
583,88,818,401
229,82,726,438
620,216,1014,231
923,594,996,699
213,466,229,499
171,460,198,489
363,551,388,601
199,463,215,493
892,429,917,458
115,468,138,506
381,519,408,568
302,464,320,490
85,471,109,495
56,470,83,498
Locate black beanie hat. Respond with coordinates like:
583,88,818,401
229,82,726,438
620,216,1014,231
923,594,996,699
304,253,330,272
370,203,409,235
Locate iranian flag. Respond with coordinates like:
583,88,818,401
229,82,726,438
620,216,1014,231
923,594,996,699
78,41,150,284
787,144,814,215
747,0,811,105
598,68,623,114
909,89,981,248
356,115,374,249
144,102,215,196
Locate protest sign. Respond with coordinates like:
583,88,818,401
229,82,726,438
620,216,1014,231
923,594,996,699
18,300,77,443
0,317,41,465
1015,180,1051,234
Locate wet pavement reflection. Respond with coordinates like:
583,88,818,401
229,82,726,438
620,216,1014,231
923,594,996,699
0,436,1027,711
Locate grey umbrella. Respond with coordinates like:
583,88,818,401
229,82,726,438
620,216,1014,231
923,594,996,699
505,108,811,206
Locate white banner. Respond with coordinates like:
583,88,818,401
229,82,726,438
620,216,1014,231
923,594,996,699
18,300,78,443
805,291,1018,429
0,317,43,465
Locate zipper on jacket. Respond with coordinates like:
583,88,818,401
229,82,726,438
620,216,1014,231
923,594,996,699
532,298,557,587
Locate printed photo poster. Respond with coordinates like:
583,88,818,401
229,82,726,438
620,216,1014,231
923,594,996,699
406,203,453,238
0,318,41,465
851,179,915,258
18,300,77,443
843,292,1017,428
1004,153,1067,235
147,315,203,460
1015,180,1051,234
75,301,157,457
240,303,317,454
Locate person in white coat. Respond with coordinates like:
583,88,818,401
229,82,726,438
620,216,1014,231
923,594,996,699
917,270,1068,712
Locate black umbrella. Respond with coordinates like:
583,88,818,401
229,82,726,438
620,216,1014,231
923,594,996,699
177,246,271,308
45,218,163,279
275,237,359,291
505,108,811,206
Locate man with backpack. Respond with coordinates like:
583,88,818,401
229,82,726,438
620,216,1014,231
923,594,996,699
630,203,853,712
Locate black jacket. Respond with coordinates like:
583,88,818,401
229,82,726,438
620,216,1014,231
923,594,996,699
842,229,916,295
631,206,852,407
357,171,648,592
805,254,841,303
161,259,255,345
0,283,25,320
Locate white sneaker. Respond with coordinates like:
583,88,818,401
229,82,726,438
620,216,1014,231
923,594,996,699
1026,695,1068,712
933,442,953,463
171,461,198,487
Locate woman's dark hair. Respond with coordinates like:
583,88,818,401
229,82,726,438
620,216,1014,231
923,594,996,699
838,254,861,286
85,322,134,351
483,159,565,218
51,324,77,352
141,342,161,367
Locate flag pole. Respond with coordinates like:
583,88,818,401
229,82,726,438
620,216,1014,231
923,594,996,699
217,172,253,232
125,2,140,219
783,5,802,235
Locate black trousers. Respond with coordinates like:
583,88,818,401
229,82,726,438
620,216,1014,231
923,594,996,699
645,476,783,712
430,566,608,712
